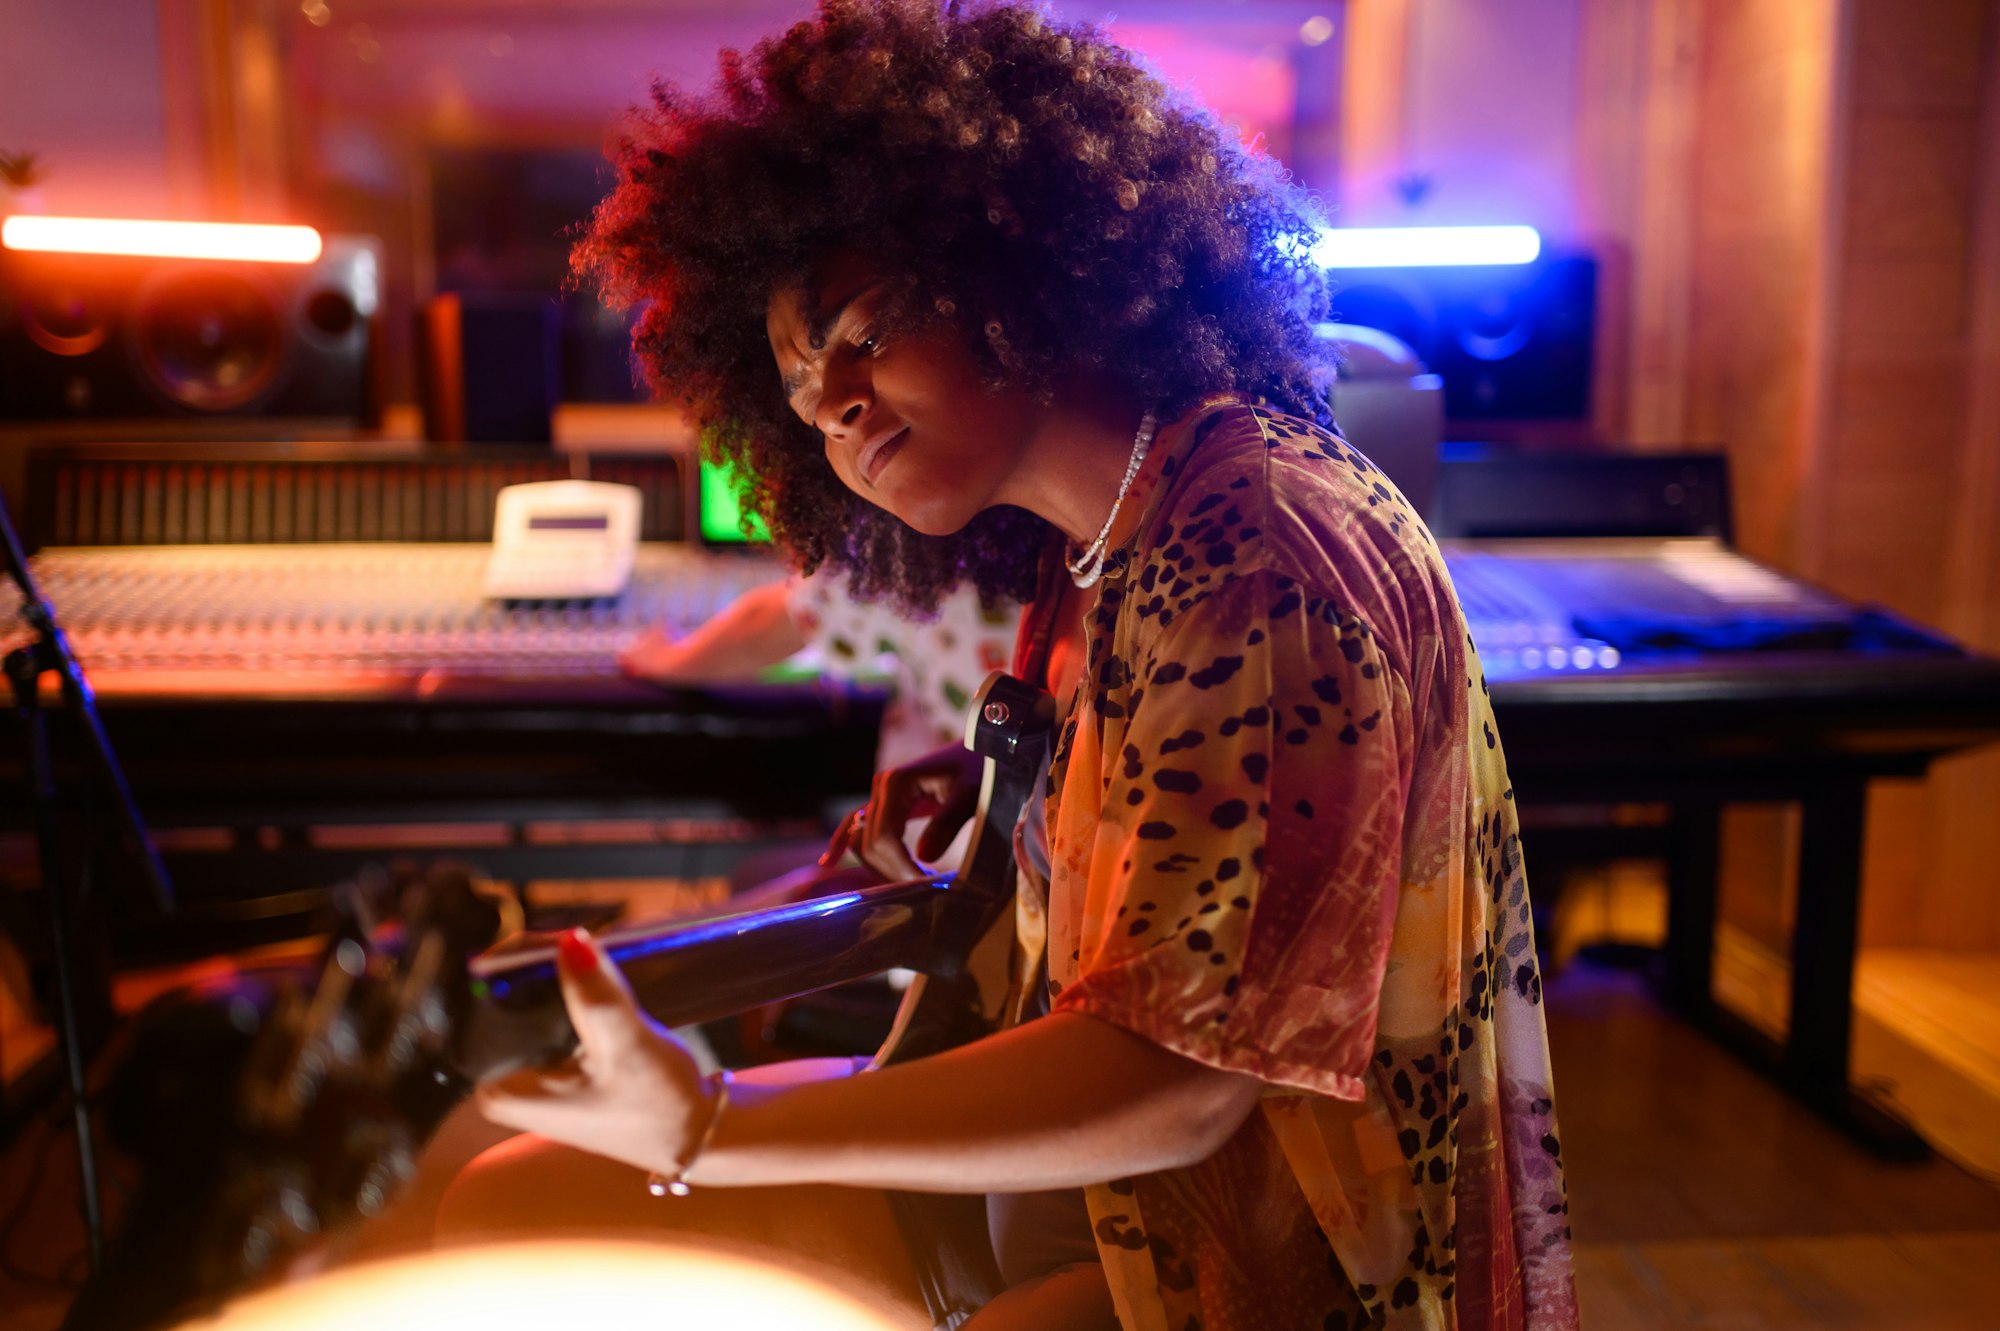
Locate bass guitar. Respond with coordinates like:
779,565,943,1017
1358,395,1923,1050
60,671,1056,1331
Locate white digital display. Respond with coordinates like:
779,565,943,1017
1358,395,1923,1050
484,481,642,599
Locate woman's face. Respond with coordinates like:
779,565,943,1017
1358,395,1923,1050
765,253,1043,536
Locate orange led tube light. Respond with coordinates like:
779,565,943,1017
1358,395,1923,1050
0,216,323,263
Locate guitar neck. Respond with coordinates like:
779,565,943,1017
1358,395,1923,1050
449,873,973,1081
447,673,1057,1083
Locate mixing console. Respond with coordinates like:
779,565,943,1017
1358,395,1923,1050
2,543,787,689
1,535,1949,694
1443,536,1926,682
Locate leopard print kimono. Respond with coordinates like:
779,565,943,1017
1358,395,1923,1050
1034,403,1580,1331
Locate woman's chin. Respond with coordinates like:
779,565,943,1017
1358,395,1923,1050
903,511,975,538
884,491,980,538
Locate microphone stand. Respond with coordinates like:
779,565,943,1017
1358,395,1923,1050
0,485,174,1273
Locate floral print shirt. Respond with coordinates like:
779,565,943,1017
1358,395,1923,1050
788,569,1019,771
1031,404,1579,1331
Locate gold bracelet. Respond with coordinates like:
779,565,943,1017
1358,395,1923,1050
645,1068,732,1198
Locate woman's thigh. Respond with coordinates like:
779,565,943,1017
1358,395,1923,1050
437,1134,931,1328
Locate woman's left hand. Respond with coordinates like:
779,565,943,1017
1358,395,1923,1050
473,928,714,1179
615,625,684,681
821,741,986,881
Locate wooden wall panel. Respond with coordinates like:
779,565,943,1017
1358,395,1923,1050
1923,751,2000,948
1573,0,2000,950
1926,1,2000,951
1946,8,2000,662
1339,0,1413,221
1575,0,1703,451
1816,0,1986,625
156,0,298,220
1824,0,1998,948
1683,0,1842,570
1718,804,1799,955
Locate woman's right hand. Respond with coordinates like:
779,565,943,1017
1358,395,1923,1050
822,741,987,881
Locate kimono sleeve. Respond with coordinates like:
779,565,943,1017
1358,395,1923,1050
1050,567,1414,1099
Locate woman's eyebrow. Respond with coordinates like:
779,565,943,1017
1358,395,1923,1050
808,283,877,346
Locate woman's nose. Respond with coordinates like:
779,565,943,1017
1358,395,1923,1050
815,365,872,437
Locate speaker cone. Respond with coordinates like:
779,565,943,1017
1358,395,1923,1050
133,271,286,412
21,283,114,357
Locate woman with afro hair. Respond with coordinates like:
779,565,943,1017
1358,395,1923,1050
461,3,1580,1328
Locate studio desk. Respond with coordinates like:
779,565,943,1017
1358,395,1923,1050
8,447,2000,1151
2,448,890,966
0,540,887,920
1443,534,2000,1148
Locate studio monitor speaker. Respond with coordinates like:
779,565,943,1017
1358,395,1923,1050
1326,254,1596,425
0,237,381,425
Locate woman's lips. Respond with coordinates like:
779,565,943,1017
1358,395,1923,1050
860,427,910,487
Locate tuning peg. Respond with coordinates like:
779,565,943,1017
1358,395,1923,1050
278,1187,321,1238
354,1143,417,1219
240,1216,281,1277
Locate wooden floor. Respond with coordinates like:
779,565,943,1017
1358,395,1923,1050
1549,963,2000,1329
3,956,1999,1330
1555,859,2000,1184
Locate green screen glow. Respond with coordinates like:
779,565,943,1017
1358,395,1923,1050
699,457,771,544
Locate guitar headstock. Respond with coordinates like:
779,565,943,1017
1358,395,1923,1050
231,864,501,1246
71,863,504,1331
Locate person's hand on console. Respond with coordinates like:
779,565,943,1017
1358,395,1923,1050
821,741,987,882
618,580,805,686
615,625,691,681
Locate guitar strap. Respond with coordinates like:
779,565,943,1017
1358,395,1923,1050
1010,534,1069,689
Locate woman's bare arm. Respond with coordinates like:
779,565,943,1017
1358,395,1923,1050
696,1008,1263,1192
619,578,804,684
474,931,1263,1195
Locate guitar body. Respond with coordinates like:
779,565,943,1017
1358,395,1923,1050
64,672,1055,1331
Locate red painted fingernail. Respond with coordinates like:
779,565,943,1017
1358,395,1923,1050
558,927,599,975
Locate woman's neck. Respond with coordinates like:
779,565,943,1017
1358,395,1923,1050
983,375,1148,547
997,381,1246,551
